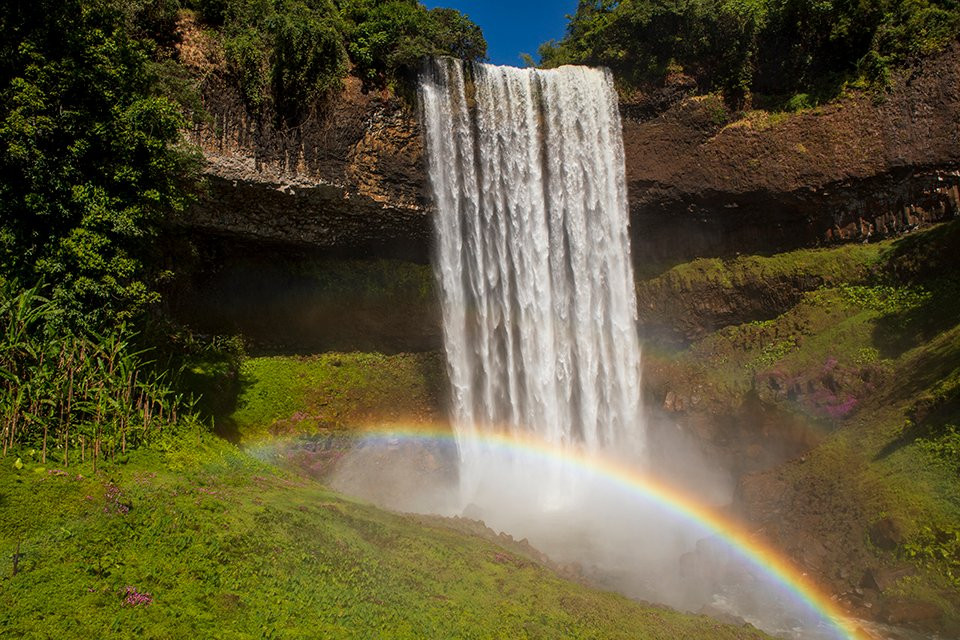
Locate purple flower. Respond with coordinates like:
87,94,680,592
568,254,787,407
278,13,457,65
121,586,153,607
103,483,131,515
824,395,858,419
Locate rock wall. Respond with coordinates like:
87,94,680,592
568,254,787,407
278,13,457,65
174,21,960,268
174,14,431,259
623,44,960,266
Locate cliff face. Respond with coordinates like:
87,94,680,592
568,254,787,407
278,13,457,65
622,45,960,266
176,21,960,267
175,15,430,259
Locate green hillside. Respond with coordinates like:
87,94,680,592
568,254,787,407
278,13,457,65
0,435,771,639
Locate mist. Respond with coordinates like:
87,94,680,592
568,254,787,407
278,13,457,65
321,415,847,640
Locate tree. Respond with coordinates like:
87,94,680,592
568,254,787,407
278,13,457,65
540,0,960,105
0,0,198,330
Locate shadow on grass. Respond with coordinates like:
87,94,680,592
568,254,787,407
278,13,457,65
869,220,960,361
209,367,255,445
870,311,960,461
883,219,960,283
872,322,960,461
872,277,960,360
176,350,253,445
868,220,960,460
873,388,960,462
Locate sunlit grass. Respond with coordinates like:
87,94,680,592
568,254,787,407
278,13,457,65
0,436,773,639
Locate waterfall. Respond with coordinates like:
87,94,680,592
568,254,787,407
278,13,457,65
420,59,644,506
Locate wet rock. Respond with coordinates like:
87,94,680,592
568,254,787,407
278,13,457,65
881,597,944,626
663,390,677,411
796,531,830,569
663,390,687,412
869,517,906,550
844,586,881,613
860,565,917,592
462,503,485,521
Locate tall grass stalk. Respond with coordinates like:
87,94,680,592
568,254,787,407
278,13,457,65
0,282,190,463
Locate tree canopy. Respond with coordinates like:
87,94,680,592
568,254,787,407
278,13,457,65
204,0,487,121
0,0,198,330
540,0,960,105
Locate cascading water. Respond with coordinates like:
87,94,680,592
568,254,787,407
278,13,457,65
325,58,856,640
419,58,644,508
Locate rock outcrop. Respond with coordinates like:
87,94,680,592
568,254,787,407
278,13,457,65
622,46,960,265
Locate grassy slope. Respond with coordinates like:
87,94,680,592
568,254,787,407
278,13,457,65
641,222,960,628
6,224,953,637
0,437,770,640
226,352,446,441
645,243,885,289
636,240,890,343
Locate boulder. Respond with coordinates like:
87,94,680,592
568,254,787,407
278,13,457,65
869,517,906,551
881,597,944,626
859,565,916,593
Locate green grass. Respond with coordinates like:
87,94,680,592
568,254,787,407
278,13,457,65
643,222,960,629
634,238,896,343
646,225,960,418
649,287,886,415
226,352,446,441
640,241,886,289
0,436,772,639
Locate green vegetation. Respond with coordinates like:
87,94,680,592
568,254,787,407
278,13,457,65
227,352,445,440
541,0,960,105
195,0,486,120
0,283,190,468
0,0,478,463
0,0,200,331
0,0,481,322
0,434,773,639
643,221,960,623
644,241,885,287
339,1,486,89
792,321,960,613
651,225,960,413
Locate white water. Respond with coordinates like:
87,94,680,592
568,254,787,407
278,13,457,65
419,59,644,509
318,59,861,639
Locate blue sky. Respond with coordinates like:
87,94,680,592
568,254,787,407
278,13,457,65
422,1,579,67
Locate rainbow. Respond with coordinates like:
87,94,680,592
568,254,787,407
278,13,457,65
259,424,866,640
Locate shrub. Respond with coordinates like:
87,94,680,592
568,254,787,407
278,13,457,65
0,0,199,331
784,92,813,111
268,4,346,124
